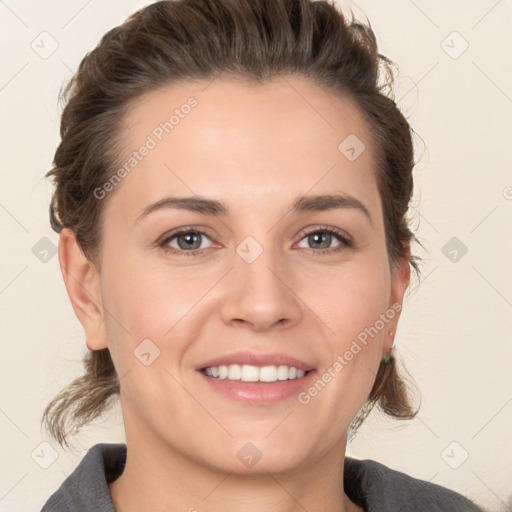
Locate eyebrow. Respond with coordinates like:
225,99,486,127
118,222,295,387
135,193,372,225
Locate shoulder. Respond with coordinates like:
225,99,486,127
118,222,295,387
344,456,485,512
40,443,126,512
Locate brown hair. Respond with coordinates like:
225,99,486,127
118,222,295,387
42,0,422,448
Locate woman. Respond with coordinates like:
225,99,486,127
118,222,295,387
40,0,485,510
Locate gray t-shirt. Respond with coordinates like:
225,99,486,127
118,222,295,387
40,443,484,511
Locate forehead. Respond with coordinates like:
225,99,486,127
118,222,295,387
108,76,381,222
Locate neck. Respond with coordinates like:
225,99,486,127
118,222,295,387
109,429,362,512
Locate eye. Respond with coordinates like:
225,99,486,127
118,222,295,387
159,226,353,257
296,227,353,254
160,228,214,256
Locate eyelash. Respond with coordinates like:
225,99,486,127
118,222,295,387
158,226,353,257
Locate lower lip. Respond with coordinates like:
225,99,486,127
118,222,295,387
198,370,316,404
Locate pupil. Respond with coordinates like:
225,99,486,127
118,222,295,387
180,233,200,250
311,233,330,249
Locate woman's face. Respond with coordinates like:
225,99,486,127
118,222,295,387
79,76,409,473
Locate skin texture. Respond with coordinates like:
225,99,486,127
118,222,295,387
59,76,410,512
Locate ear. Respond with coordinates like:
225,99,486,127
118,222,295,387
58,228,108,351
384,242,411,353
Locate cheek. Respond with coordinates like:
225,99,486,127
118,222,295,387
97,258,201,409
99,252,215,360
301,258,391,401
306,257,391,340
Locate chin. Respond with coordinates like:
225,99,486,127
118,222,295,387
194,434,316,476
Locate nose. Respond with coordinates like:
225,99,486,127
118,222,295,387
219,242,303,333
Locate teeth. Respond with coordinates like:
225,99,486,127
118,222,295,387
259,365,277,382
241,364,259,382
228,364,241,380
277,365,289,380
203,364,307,382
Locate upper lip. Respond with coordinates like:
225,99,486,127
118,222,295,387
196,351,315,372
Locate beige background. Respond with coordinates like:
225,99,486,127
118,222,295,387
0,0,511,510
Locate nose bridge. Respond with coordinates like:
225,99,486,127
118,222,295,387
219,234,302,331
237,240,282,294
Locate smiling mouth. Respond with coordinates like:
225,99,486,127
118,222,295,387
201,364,309,383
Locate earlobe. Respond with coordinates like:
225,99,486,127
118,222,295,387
58,228,108,351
